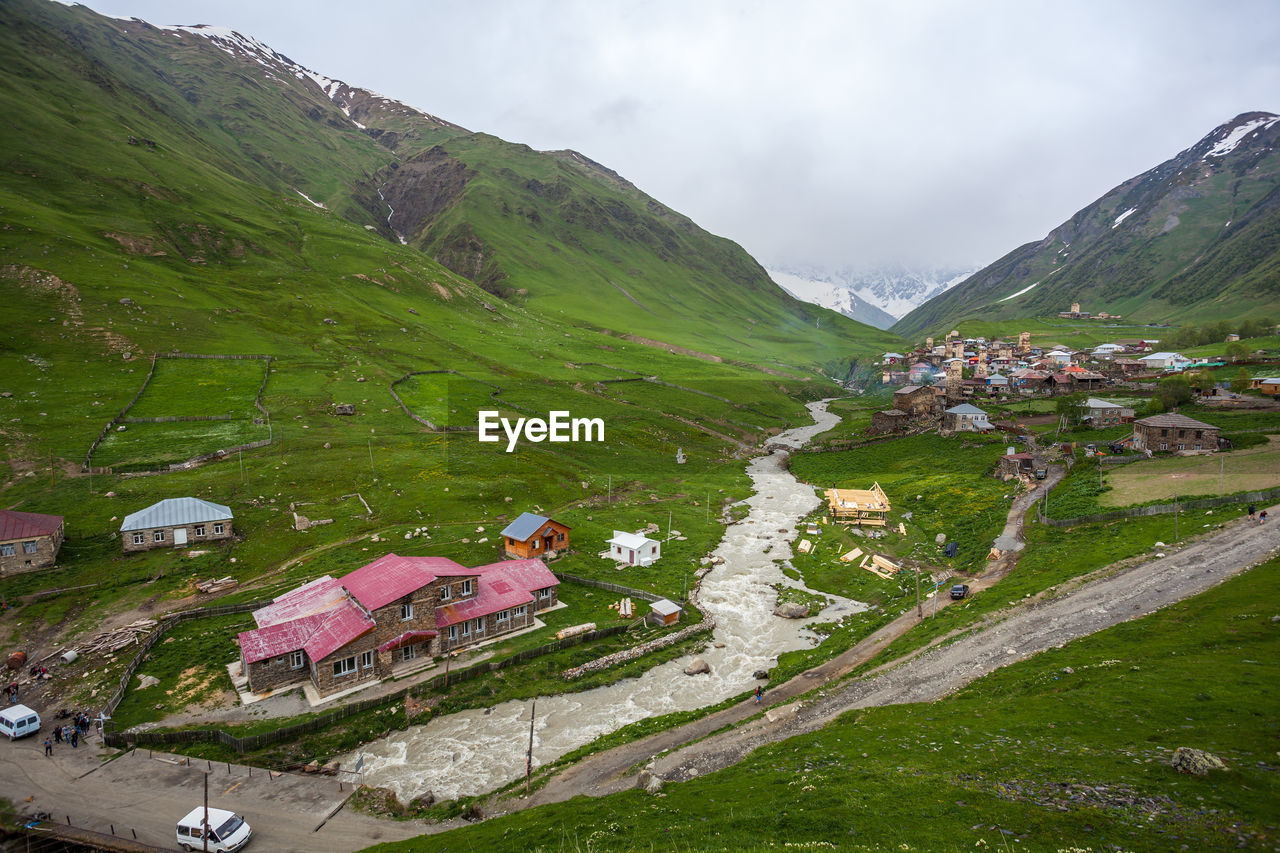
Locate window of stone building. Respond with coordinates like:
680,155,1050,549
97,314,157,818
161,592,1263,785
213,523,224,535
462,579,474,596
195,525,205,537
333,656,356,677
1,544,14,556
361,651,374,669
132,533,145,545
401,602,414,621
22,541,36,554
153,530,165,542
290,651,304,669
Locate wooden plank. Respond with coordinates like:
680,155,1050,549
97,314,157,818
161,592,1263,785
871,554,899,573
839,547,864,563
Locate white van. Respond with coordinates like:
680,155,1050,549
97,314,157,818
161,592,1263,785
0,704,41,740
175,807,252,852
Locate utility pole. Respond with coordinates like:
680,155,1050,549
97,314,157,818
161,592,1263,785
1220,455,1224,494
1174,492,1179,541
667,509,673,542
238,448,245,485
525,699,536,794
607,475,612,505
203,771,209,853
914,564,922,618
368,438,375,476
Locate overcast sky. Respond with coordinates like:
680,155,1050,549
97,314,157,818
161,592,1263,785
74,0,1280,272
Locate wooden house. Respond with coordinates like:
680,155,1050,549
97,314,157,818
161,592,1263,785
648,598,682,627
825,483,890,526
500,512,571,559
0,510,64,577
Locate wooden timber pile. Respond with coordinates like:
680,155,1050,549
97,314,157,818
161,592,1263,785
74,619,157,655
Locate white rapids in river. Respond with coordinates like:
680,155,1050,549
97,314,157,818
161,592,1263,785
351,400,866,801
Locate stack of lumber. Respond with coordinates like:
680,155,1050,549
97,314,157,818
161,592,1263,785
839,547,864,563
196,576,238,594
74,619,157,655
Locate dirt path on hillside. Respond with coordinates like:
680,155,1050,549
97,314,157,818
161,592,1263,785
490,489,1275,823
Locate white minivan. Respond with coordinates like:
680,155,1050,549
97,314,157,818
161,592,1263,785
175,807,253,852
0,704,41,740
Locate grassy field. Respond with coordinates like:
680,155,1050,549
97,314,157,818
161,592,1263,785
1101,435,1280,506
369,553,1280,852
788,433,1013,575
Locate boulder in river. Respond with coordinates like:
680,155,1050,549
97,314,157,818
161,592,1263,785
774,602,810,619
753,669,770,680
684,657,710,676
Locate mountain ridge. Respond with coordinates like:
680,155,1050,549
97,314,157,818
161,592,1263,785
894,111,1280,337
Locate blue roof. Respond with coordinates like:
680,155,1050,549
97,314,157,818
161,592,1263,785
500,512,549,541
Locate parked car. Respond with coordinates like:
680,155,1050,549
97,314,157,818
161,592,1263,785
950,584,970,600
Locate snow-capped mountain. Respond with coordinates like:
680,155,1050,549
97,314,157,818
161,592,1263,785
768,265,975,330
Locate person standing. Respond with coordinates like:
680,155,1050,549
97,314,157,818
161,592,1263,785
53,725,61,744
755,684,764,703
69,727,78,749
1248,503,1256,521
43,737,52,757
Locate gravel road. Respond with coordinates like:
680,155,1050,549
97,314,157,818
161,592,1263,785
653,504,1280,783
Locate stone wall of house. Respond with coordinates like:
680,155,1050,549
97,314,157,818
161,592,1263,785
0,528,63,576
122,521,233,553
244,652,310,694
1133,423,1219,453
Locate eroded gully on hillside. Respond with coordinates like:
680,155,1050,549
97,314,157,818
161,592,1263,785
352,399,869,802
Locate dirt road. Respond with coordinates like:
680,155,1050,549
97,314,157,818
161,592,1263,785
653,504,1280,783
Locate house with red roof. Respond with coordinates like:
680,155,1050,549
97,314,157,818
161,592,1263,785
0,509,64,576
237,554,559,698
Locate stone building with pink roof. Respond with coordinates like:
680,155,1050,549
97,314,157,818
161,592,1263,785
237,553,558,697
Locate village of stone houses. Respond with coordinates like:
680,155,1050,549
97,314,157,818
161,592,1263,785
2,306,1279,850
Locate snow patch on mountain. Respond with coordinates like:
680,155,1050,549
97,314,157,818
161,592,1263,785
1205,115,1280,158
768,265,975,329
1112,207,1137,228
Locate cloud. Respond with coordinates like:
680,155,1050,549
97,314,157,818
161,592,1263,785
78,0,1280,272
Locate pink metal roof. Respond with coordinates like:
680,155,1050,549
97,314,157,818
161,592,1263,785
436,560,558,628
238,612,329,664
252,576,345,628
341,553,471,611
303,599,376,661
0,510,63,541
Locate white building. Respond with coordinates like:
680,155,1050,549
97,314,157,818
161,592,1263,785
1140,352,1192,370
606,530,662,566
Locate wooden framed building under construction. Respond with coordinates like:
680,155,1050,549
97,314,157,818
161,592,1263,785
824,482,891,526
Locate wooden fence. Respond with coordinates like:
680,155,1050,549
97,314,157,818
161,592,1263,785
86,353,274,475
104,619,630,754
552,571,665,603
387,369,499,432
1038,486,1280,527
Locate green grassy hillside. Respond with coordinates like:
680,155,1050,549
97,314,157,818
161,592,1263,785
0,0,902,677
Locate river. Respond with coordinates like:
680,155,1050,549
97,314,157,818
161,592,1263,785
351,399,865,801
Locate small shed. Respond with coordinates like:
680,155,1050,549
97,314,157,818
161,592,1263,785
606,530,661,566
648,598,682,627
500,512,571,559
